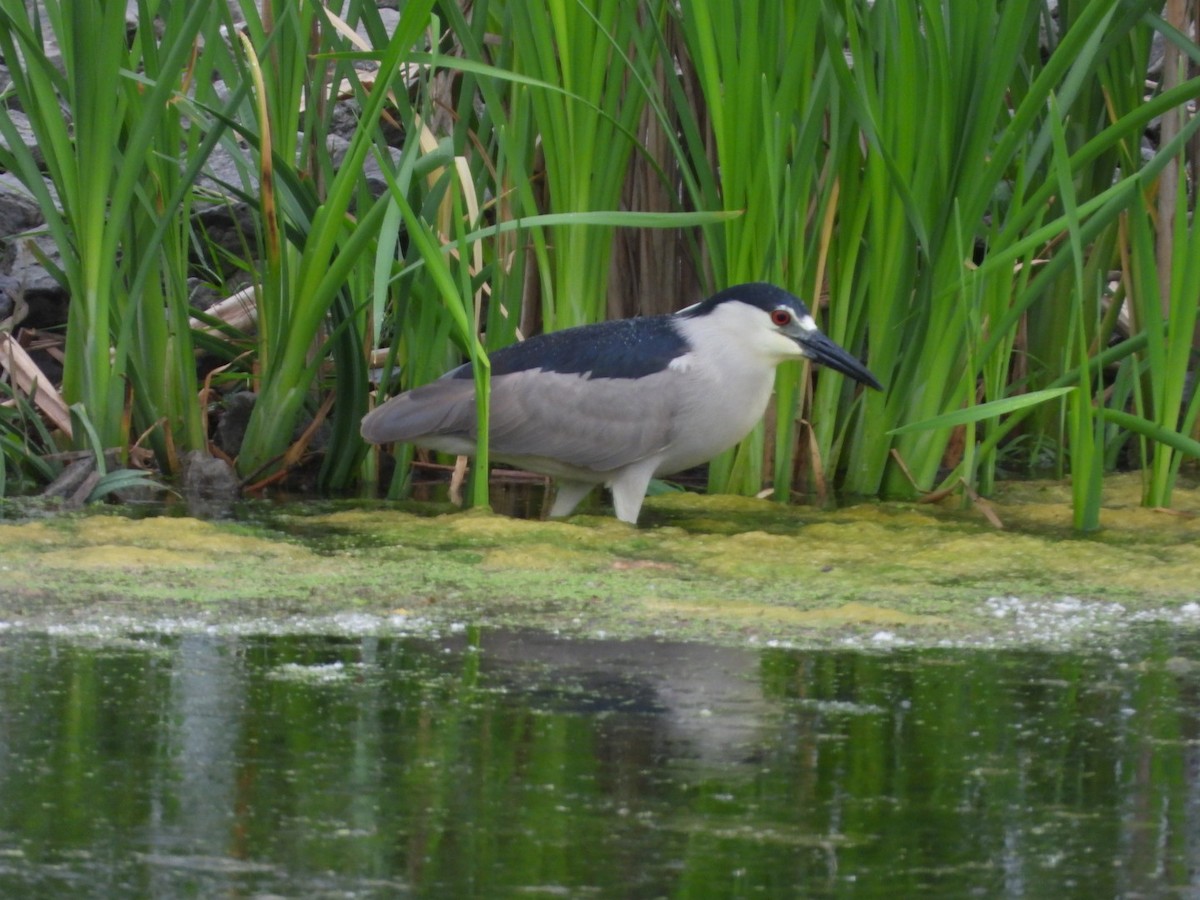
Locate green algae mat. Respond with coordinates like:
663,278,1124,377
2,474,1197,647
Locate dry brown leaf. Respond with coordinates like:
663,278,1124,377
0,331,73,436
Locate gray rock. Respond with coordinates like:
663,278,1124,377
0,173,48,237
41,456,99,506
0,109,47,170
324,132,400,199
180,450,241,518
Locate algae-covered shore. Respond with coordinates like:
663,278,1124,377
1,474,1197,648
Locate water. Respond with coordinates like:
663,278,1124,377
1,626,1198,898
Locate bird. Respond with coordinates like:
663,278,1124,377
361,282,883,524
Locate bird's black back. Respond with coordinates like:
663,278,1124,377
455,315,690,381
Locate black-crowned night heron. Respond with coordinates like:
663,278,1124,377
362,282,883,524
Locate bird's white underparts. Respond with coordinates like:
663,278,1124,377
361,283,883,524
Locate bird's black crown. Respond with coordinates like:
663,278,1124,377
678,282,813,319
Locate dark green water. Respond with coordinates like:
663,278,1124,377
1,626,1198,898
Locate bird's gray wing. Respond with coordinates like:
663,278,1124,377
363,368,678,474
487,369,677,473
360,376,478,445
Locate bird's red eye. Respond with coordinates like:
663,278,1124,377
770,309,792,327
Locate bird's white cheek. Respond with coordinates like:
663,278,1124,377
769,332,807,360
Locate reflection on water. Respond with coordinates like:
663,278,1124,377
0,626,1198,898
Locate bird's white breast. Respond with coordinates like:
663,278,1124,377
655,307,787,474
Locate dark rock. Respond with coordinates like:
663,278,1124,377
329,98,404,148
6,235,68,321
0,274,21,324
0,175,69,332
192,142,261,272
215,390,256,458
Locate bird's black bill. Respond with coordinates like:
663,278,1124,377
799,331,884,391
